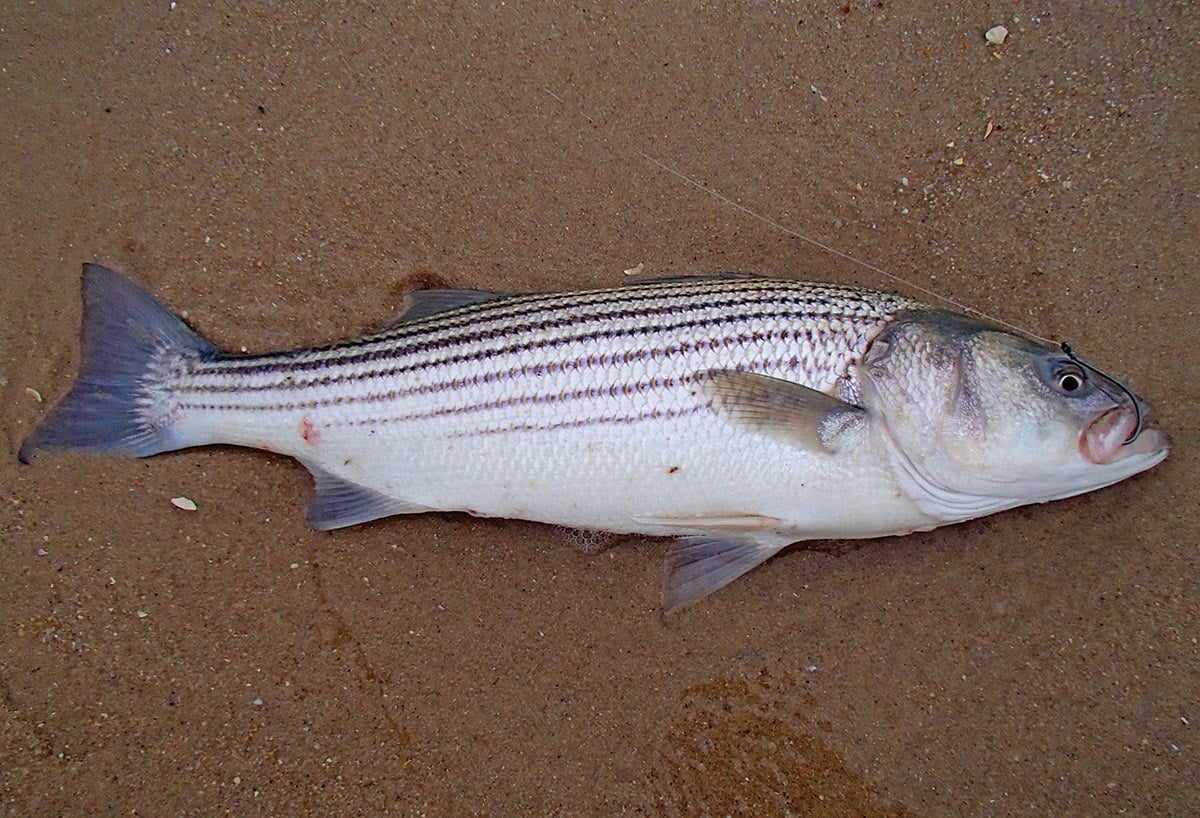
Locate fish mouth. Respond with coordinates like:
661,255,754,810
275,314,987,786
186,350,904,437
1081,403,1172,465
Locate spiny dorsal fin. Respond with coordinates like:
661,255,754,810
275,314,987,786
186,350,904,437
699,369,865,453
387,288,511,326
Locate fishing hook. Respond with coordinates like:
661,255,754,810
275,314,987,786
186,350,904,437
1061,342,1142,444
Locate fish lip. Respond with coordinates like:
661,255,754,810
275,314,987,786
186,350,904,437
1080,405,1171,464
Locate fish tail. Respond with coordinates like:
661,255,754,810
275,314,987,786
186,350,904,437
19,263,221,463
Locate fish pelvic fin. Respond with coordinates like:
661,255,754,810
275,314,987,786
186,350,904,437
303,462,432,530
663,532,793,614
19,263,220,463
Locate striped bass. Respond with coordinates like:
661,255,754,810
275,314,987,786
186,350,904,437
20,264,1171,610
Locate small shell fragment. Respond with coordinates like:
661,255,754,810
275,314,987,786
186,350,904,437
25,387,43,402
985,25,1009,45
170,496,198,511
984,120,995,140
623,262,645,277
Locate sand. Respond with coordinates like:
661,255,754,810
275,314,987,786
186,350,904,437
2,3,1196,816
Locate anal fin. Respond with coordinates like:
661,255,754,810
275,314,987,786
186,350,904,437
303,462,430,530
663,533,792,613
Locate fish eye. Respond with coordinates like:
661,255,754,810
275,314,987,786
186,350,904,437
1054,366,1086,394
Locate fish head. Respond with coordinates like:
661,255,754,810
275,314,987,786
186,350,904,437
858,310,1171,521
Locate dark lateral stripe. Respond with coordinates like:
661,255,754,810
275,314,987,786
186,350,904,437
176,345,810,438
202,277,842,372
175,311,844,414
195,290,842,379
182,299,878,398
183,302,815,396
340,353,807,429
174,323,827,416
197,281,897,380
198,283,700,373
366,280,877,351
184,369,689,421
340,374,690,427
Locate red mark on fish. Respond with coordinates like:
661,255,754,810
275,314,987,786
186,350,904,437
300,416,319,445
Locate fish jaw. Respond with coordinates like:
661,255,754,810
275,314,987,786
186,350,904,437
1081,403,1172,466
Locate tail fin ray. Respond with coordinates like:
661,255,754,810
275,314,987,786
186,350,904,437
19,264,219,462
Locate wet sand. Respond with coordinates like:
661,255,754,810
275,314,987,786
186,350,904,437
2,3,1196,815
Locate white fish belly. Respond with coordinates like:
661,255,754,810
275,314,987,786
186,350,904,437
186,379,928,541
344,418,928,540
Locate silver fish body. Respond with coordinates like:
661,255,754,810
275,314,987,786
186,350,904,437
21,265,1170,610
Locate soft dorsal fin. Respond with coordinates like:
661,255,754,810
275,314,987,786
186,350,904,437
699,369,865,453
387,288,512,326
302,462,430,530
663,533,793,613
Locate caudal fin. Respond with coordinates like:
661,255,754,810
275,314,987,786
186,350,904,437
19,264,220,463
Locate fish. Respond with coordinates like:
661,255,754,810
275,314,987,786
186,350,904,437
20,264,1171,611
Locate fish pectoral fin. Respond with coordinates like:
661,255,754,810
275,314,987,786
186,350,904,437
387,288,512,326
663,533,793,614
302,462,430,530
632,512,785,531
699,369,865,453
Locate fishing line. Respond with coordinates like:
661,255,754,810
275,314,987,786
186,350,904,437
643,136,1143,445
644,146,1147,443
540,86,1056,345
